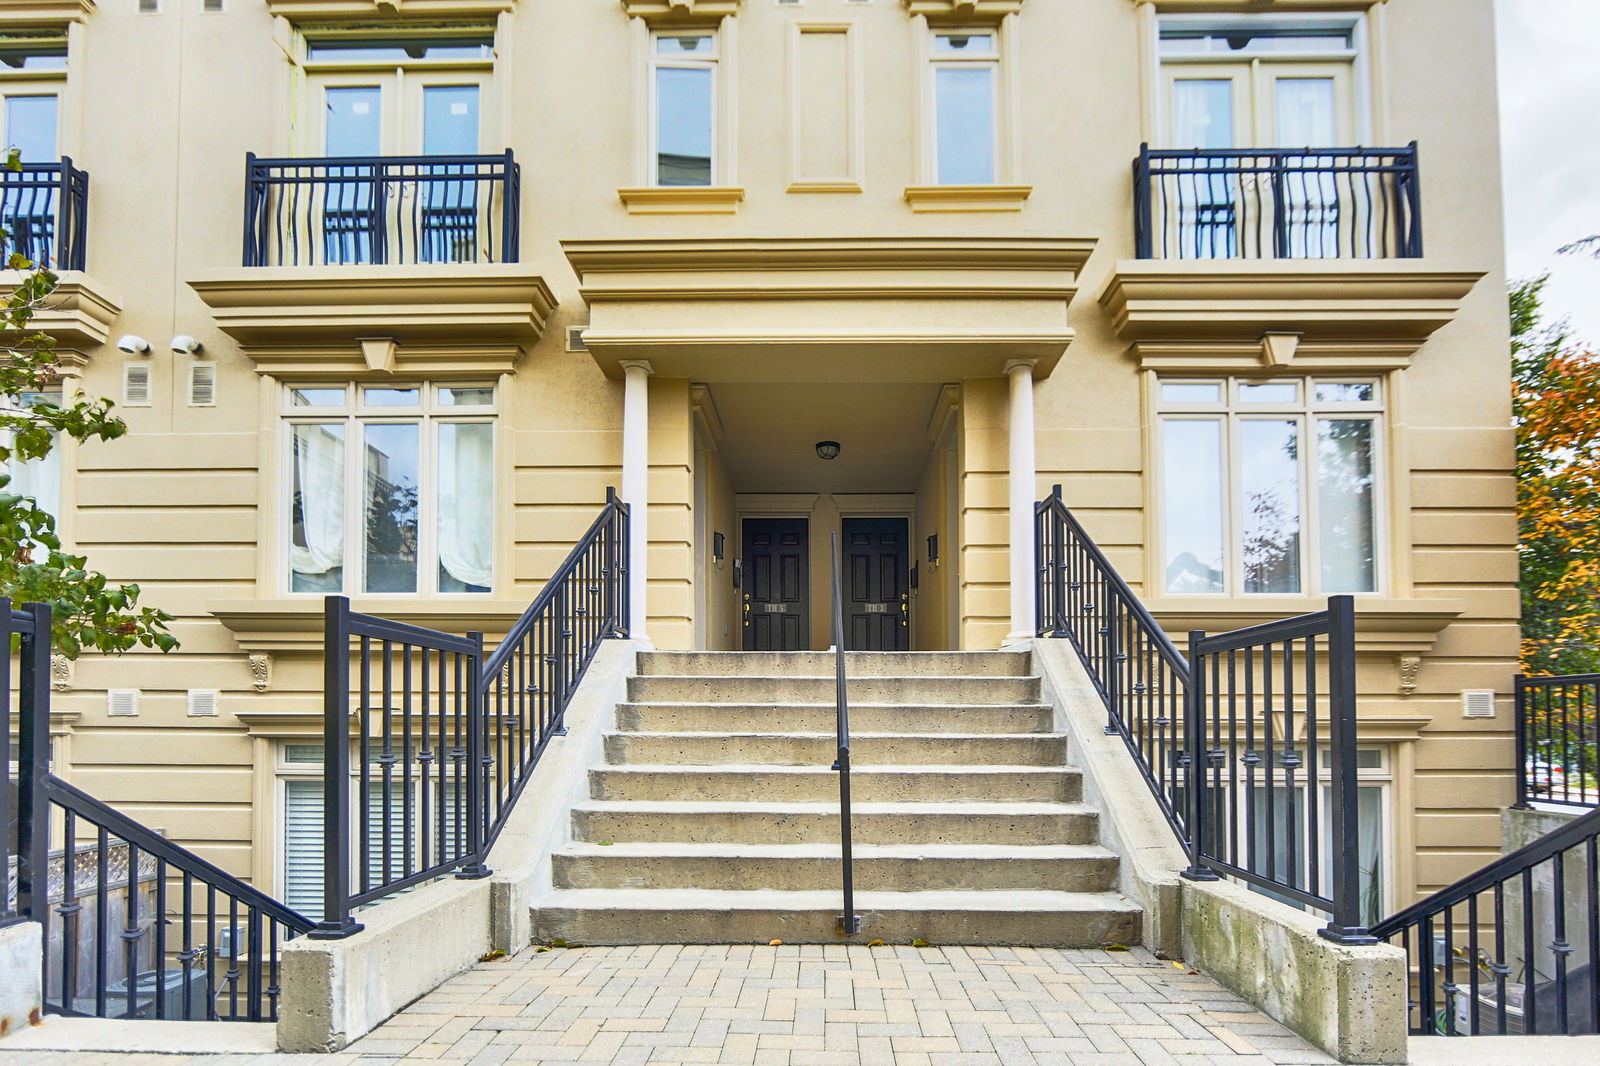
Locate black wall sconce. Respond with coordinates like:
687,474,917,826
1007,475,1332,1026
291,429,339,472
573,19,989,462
910,563,919,590
713,531,725,562
732,559,742,589
927,534,939,567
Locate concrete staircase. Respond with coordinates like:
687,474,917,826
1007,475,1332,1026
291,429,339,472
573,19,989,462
531,651,1141,946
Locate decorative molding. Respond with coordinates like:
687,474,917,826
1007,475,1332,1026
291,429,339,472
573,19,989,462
1397,654,1421,697
50,653,71,693
618,187,745,215
904,0,1024,23
228,343,526,380
1261,332,1300,367
250,653,273,693
734,493,821,514
1130,338,1422,373
359,338,398,374
1132,0,1384,10
210,598,533,654
564,236,1094,383
1144,597,1464,655
925,383,961,445
0,270,123,352
787,182,863,195
621,0,740,25
188,266,556,362
265,0,515,21
831,493,916,515
1098,259,1487,346
0,0,97,24
689,383,724,449
1352,714,1433,744
903,185,1031,213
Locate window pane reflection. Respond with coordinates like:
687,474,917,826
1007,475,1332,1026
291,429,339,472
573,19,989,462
363,423,419,593
1318,418,1376,592
656,66,712,186
1240,419,1301,593
1163,419,1225,593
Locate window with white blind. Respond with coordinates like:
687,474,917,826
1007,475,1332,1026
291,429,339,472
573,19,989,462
282,382,496,596
1156,376,1383,596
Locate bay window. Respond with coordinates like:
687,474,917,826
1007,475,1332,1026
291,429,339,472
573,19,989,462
1157,376,1381,596
284,382,495,596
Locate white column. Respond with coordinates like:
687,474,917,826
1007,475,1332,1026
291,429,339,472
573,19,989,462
620,360,654,647
1005,359,1037,646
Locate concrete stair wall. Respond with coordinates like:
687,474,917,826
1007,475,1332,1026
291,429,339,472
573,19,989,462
530,650,1142,947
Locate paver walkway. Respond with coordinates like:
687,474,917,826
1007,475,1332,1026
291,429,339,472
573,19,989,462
5,943,1338,1066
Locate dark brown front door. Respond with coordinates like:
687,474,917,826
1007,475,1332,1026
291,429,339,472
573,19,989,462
743,518,809,650
843,517,909,651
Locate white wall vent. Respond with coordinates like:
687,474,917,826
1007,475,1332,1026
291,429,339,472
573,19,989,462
107,689,140,716
187,689,219,717
566,325,588,352
1462,689,1497,718
138,0,160,13
123,364,152,407
188,362,217,407
202,0,223,11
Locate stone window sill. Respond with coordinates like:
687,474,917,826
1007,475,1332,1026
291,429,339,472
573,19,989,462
903,184,1031,213
618,187,745,215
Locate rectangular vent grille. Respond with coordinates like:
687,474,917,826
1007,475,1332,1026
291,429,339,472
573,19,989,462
188,362,217,406
123,364,152,407
139,0,160,12
203,0,223,10
1462,690,1497,718
187,689,219,717
566,325,588,352
108,689,140,716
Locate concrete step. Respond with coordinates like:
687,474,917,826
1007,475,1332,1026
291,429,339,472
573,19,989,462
589,764,1081,804
570,800,1101,846
603,732,1068,767
628,675,1042,706
551,842,1121,893
531,888,1142,947
638,651,1032,678
616,702,1053,735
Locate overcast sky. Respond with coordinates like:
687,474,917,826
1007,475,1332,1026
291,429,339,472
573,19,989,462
1497,0,1600,343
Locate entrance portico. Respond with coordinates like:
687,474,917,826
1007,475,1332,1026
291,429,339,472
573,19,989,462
565,236,1094,650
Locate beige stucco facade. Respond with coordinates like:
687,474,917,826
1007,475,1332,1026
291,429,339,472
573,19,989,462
12,0,1514,917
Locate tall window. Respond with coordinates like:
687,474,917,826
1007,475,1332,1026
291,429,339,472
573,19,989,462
284,382,495,596
2,388,62,556
650,31,717,186
0,33,66,267
930,30,998,185
1157,376,1381,596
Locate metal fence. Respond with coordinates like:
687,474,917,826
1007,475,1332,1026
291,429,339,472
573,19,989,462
1372,807,1600,1035
0,160,89,272
316,492,630,937
4,600,313,1022
243,151,520,267
1133,143,1422,260
1035,486,1372,944
1517,674,1600,809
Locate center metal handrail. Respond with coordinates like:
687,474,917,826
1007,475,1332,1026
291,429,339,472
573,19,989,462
830,533,860,935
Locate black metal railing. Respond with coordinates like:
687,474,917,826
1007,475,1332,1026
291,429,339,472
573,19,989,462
478,489,630,854
1133,143,1422,260
0,160,88,271
314,597,488,939
243,151,520,267
829,532,860,935
1372,807,1600,1035
316,492,629,936
1035,486,1372,943
1517,674,1600,809
4,600,314,1022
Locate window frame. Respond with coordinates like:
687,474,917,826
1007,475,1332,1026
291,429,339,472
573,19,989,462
279,381,498,599
648,27,721,187
925,26,1002,186
1154,374,1387,598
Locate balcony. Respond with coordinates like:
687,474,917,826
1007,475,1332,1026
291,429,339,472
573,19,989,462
1,159,88,272
1132,143,1422,261
242,151,520,267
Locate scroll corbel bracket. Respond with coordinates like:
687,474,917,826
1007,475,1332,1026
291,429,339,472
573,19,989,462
1397,654,1421,697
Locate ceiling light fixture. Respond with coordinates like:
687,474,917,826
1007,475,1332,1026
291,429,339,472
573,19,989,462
815,440,841,461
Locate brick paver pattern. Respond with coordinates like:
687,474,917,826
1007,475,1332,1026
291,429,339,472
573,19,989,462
5,944,1340,1066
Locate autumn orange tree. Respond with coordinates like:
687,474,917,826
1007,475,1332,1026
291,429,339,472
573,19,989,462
1514,275,1600,675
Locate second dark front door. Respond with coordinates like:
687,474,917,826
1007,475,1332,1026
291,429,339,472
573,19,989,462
843,517,909,651
743,517,809,650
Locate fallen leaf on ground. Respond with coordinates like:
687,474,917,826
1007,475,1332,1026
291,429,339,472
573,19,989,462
478,949,507,962
867,940,885,947
769,939,783,946
1102,944,1130,952
911,939,930,948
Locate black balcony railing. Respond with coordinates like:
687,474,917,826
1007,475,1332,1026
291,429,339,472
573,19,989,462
1035,485,1372,943
0,160,88,272
243,151,520,267
1516,674,1600,809
1133,143,1423,260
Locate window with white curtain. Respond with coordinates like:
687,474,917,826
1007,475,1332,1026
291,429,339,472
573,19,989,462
283,382,495,596
1156,376,1382,596
2,388,62,557
930,30,1000,185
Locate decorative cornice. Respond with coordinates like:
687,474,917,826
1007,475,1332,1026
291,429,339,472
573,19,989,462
0,0,96,24
621,0,739,26
903,185,1031,213
618,187,745,215
1132,0,1384,10
0,270,123,353
210,598,534,655
1130,338,1425,373
1097,259,1486,345
265,0,515,22
187,265,556,364
904,0,1024,23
